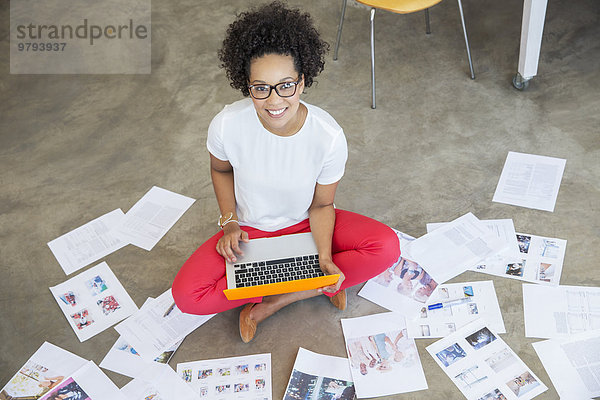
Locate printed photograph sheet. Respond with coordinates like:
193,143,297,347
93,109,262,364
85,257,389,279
341,312,428,398
49,261,138,342
359,230,439,317
427,319,547,400
176,353,272,399
407,280,505,339
283,347,355,400
473,233,566,286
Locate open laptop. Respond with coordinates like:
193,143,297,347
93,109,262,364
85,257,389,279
223,232,340,300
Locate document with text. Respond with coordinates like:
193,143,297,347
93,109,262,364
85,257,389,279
493,151,566,212
427,219,521,273
403,213,509,284
114,186,195,251
532,329,600,399
48,208,127,275
115,288,214,361
523,284,600,338
100,297,183,379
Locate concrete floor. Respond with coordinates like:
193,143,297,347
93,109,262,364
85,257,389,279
1,0,599,398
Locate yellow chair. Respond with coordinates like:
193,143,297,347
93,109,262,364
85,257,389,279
333,0,475,108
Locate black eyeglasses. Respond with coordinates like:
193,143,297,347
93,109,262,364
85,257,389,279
248,77,302,100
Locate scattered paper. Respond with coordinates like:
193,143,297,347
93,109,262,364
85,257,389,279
39,360,128,400
49,261,138,342
114,186,195,251
176,353,272,399
523,284,600,338
120,363,199,400
47,209,127,275
359,230,439,317
341,312,428,398
427,318,547,400
0,342,87,399
407,281,505,339
100,298,183,379
115,288,214,361
493,151,566,212
428,219,521,272
532,329,600,399
474,233,566,286
403,213,509,284
283,347,355,400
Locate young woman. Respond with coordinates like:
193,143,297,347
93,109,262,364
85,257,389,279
172,1,400,342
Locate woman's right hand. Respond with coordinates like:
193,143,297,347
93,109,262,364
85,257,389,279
216,223,249,263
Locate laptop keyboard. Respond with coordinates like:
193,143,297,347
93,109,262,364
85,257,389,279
233,254,323,288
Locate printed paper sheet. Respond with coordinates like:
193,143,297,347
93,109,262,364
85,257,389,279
341,312,428,398
359,230,439,317
427,319,547,400
49,261,138,341
406,280,505,338
177,353,272,399
283,347,355,400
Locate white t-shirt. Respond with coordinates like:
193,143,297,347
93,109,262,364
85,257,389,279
207,98,347,232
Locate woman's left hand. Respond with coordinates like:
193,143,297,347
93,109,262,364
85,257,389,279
318,258,345,294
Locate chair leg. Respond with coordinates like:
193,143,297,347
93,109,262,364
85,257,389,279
370,8,376,109
456,0,475,79
425,8,431,34
333,0,347,61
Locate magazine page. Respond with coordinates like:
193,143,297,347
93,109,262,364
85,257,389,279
39,361,128,400
0,342,86,400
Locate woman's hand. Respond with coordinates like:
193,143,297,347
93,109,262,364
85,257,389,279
216,223,249,263
318,258,345,294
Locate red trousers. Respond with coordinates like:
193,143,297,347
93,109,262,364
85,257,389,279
172,209,400,315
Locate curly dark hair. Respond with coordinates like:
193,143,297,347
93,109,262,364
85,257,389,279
218,1,329,96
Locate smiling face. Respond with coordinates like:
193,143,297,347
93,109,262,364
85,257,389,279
248,53,305,136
